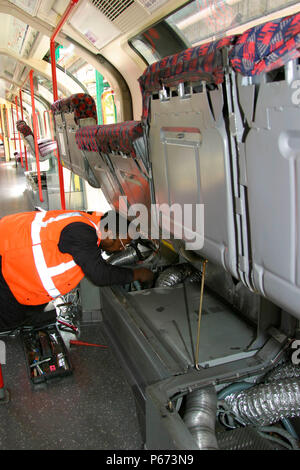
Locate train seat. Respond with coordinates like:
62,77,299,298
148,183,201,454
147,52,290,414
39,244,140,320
75,123,123,210
16,120,57,162
228,13,300,319
51,93,100,187
137,12,300,320
138,37,239,277
95,121,150,212
76,120,151,214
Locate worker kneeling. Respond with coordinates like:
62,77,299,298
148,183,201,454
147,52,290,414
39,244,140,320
0,209,154,332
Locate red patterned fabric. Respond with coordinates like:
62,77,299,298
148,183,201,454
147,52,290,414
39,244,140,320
76,121,143,158
138,13,300,121
16,120,33,138
229,13,300,76
51,93,97,124
138,37,233,120
75,125,99,153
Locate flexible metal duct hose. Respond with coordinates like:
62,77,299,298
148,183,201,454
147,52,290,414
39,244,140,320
183,387,219,450
264,361,300,382
156,265,193,287
106,246,140,266
217,426,283,450
224,378,300,426
155,264,201,287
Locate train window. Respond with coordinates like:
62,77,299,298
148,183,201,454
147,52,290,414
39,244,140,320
129,20,188,65
165,0,300,46
130,0,300,64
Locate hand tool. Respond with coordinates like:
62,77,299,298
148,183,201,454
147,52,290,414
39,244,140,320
69,340,108,349
30,357,51,368
57,318,79,333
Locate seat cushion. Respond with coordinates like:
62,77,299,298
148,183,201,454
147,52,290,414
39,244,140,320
51,93,97,124
96,121,143,158
230,13,300,76
138,37,233,120
76,121,143,158
16,120,33,138
75,125,99,153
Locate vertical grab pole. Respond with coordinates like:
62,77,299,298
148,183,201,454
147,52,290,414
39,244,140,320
29,70,44,203
0,363,9,404
43,110,48,136
15,96,24,168
0,364,5,401
11,105,16,152
5,107,10,139
19,90,28,171
49,0,80,210
48,111,58,159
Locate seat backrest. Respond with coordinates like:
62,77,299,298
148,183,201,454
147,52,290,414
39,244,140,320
76,120,152,215
75,124,123,209
16,120,56,162
229,13,300,77
138,37,238,277
229,13,300,319
95,121,151,213
137,11,300,322
51,93,98,185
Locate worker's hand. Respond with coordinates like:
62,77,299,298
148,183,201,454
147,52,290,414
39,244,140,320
133,268,154,283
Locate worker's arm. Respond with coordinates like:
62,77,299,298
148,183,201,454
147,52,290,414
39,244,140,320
58,222,134,286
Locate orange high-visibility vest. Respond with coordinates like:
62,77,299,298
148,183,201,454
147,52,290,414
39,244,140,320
0,210,102,305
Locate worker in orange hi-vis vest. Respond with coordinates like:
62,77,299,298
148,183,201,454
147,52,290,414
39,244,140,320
0,209,153,332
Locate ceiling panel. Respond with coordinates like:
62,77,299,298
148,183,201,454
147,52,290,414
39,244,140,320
7,16,29,54
8,0,40,16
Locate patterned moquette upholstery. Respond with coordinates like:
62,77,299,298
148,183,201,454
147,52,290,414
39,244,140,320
16,120,34,138
138,13,300,121
76,121,143,158
138,37,233,121
229,13,300,76
51,93,97,124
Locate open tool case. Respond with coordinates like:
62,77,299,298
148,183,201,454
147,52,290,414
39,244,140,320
21,323,73,385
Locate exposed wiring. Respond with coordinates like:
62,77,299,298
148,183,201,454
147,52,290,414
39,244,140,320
257,426,299,451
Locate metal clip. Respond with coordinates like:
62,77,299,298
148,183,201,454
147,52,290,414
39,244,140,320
159,86,170,102
178,82,191,99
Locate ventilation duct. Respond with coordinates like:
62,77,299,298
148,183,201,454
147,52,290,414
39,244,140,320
70,1,122,49
91,0,135,21
88,0,168,35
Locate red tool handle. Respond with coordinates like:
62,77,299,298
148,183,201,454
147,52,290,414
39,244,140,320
0,364,4,389
57,319,78,332
69,340,108,348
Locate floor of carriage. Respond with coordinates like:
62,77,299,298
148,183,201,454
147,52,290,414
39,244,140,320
0,159,143,450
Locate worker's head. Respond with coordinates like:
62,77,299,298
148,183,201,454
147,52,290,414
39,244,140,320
98,210,131,253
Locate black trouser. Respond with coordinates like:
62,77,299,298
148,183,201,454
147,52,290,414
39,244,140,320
0,256,55,332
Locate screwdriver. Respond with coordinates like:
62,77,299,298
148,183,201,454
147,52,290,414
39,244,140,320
57,319,79,333
69,340,108,349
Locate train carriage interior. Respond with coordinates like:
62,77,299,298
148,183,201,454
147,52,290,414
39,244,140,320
0,0,300,451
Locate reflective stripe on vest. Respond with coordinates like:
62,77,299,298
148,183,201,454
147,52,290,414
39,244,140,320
31,211,98,299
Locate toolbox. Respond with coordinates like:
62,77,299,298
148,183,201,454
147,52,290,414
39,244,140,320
21,323,73,385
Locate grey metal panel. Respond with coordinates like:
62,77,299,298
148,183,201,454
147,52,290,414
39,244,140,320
238,62,300,319
85,149,123,210
110,154,151,212
53,110,99,187
55,114,71,171
224,71,253,290
149,86,237,276
128,283,256,369
101,286,174,387
65,113,85,176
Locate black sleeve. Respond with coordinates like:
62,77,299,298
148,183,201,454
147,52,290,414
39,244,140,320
58,222,134,286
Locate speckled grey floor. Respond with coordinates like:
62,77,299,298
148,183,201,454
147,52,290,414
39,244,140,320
0,324,143,450
0,161,33,215
0,160,143,450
